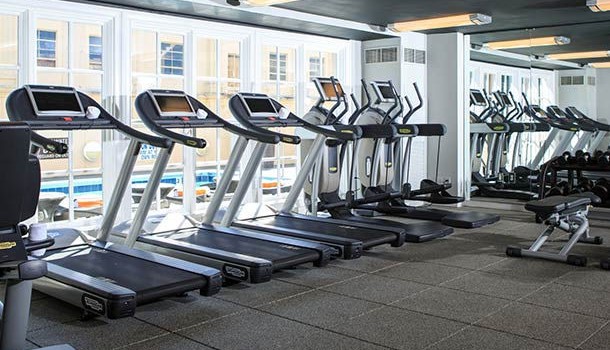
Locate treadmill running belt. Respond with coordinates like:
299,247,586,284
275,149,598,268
51,248,203,296
251,215,396,244
153,229,319,265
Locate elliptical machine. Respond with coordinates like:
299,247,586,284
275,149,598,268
0,122,73,350
351,80,500,229
301,77,454,243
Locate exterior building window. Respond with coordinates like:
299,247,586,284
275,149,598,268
227,53,240,79
89,35,102,70
269,52,286,81
160,42,183,75
37,30,57,67
309,57,321,78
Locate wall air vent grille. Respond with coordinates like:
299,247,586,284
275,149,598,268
572,76,584,85
365,49,380,64
588,76,596,86
404,48,426,64
365,47,398,64
560,76,572,85
381,47,398,62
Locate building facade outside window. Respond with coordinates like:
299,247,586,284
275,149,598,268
37,30,57,67
160,42,184,75
88,35,102,70
269,52,287,81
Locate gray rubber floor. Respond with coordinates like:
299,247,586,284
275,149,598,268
26,207,610,350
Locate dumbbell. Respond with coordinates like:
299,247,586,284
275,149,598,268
569,177,594,194
592,178,610,202
547,180,570,197
576,152,592,166
556,151,574,166
595,151,610,167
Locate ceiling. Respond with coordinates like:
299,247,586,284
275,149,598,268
278,0,610,65
74,0,389,41
77,0,610,67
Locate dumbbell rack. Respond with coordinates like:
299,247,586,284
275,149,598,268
539,162,610,208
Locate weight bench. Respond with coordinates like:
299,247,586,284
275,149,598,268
506,193,603,266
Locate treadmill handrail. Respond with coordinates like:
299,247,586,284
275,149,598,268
109,117,172,149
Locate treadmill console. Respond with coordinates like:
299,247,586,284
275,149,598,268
313,78,345,101
230,93,303,127
526,105,579,131
547,105,567,119
136,89,225,129
470,89,487,106
7,85,113,129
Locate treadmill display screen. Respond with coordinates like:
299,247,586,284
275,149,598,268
321,82,344,101
243,96,278,118
150,92,196,118
470,90,486,105
27,86,85,117
549,106,564,118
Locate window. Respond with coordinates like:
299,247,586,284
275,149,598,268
0,14,18,121
269,52,287,81
227,53,240,79
34,20,104,222
88,35,102,70
501,74,512,93
161,42,183,75
309,56,321,78
37,30,57,67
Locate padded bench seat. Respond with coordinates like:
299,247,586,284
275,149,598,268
525,196,591,216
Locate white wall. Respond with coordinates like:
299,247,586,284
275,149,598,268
557,68,596,115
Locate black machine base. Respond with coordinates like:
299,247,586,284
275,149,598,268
358,202,500,229
344,216,454,243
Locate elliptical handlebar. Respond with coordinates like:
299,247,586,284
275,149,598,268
348,79,372,125
403,82,424,124
326,76,349,125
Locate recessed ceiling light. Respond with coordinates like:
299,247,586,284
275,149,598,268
587,0,610,12
547,50,610,60
590,61,610,68
389,13,492,32
485,36,570,50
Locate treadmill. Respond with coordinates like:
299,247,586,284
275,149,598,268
225,92,409,260
564,106,610,152
301,77,454,243
546,105,597,155
113,90,332,284
6,85,222,319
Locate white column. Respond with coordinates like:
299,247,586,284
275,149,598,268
426,32,469,198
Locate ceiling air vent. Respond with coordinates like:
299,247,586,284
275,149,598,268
560,76,572,86
404,48,426,64
365,47,398,64
588,76,596,86
572,76,584,85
